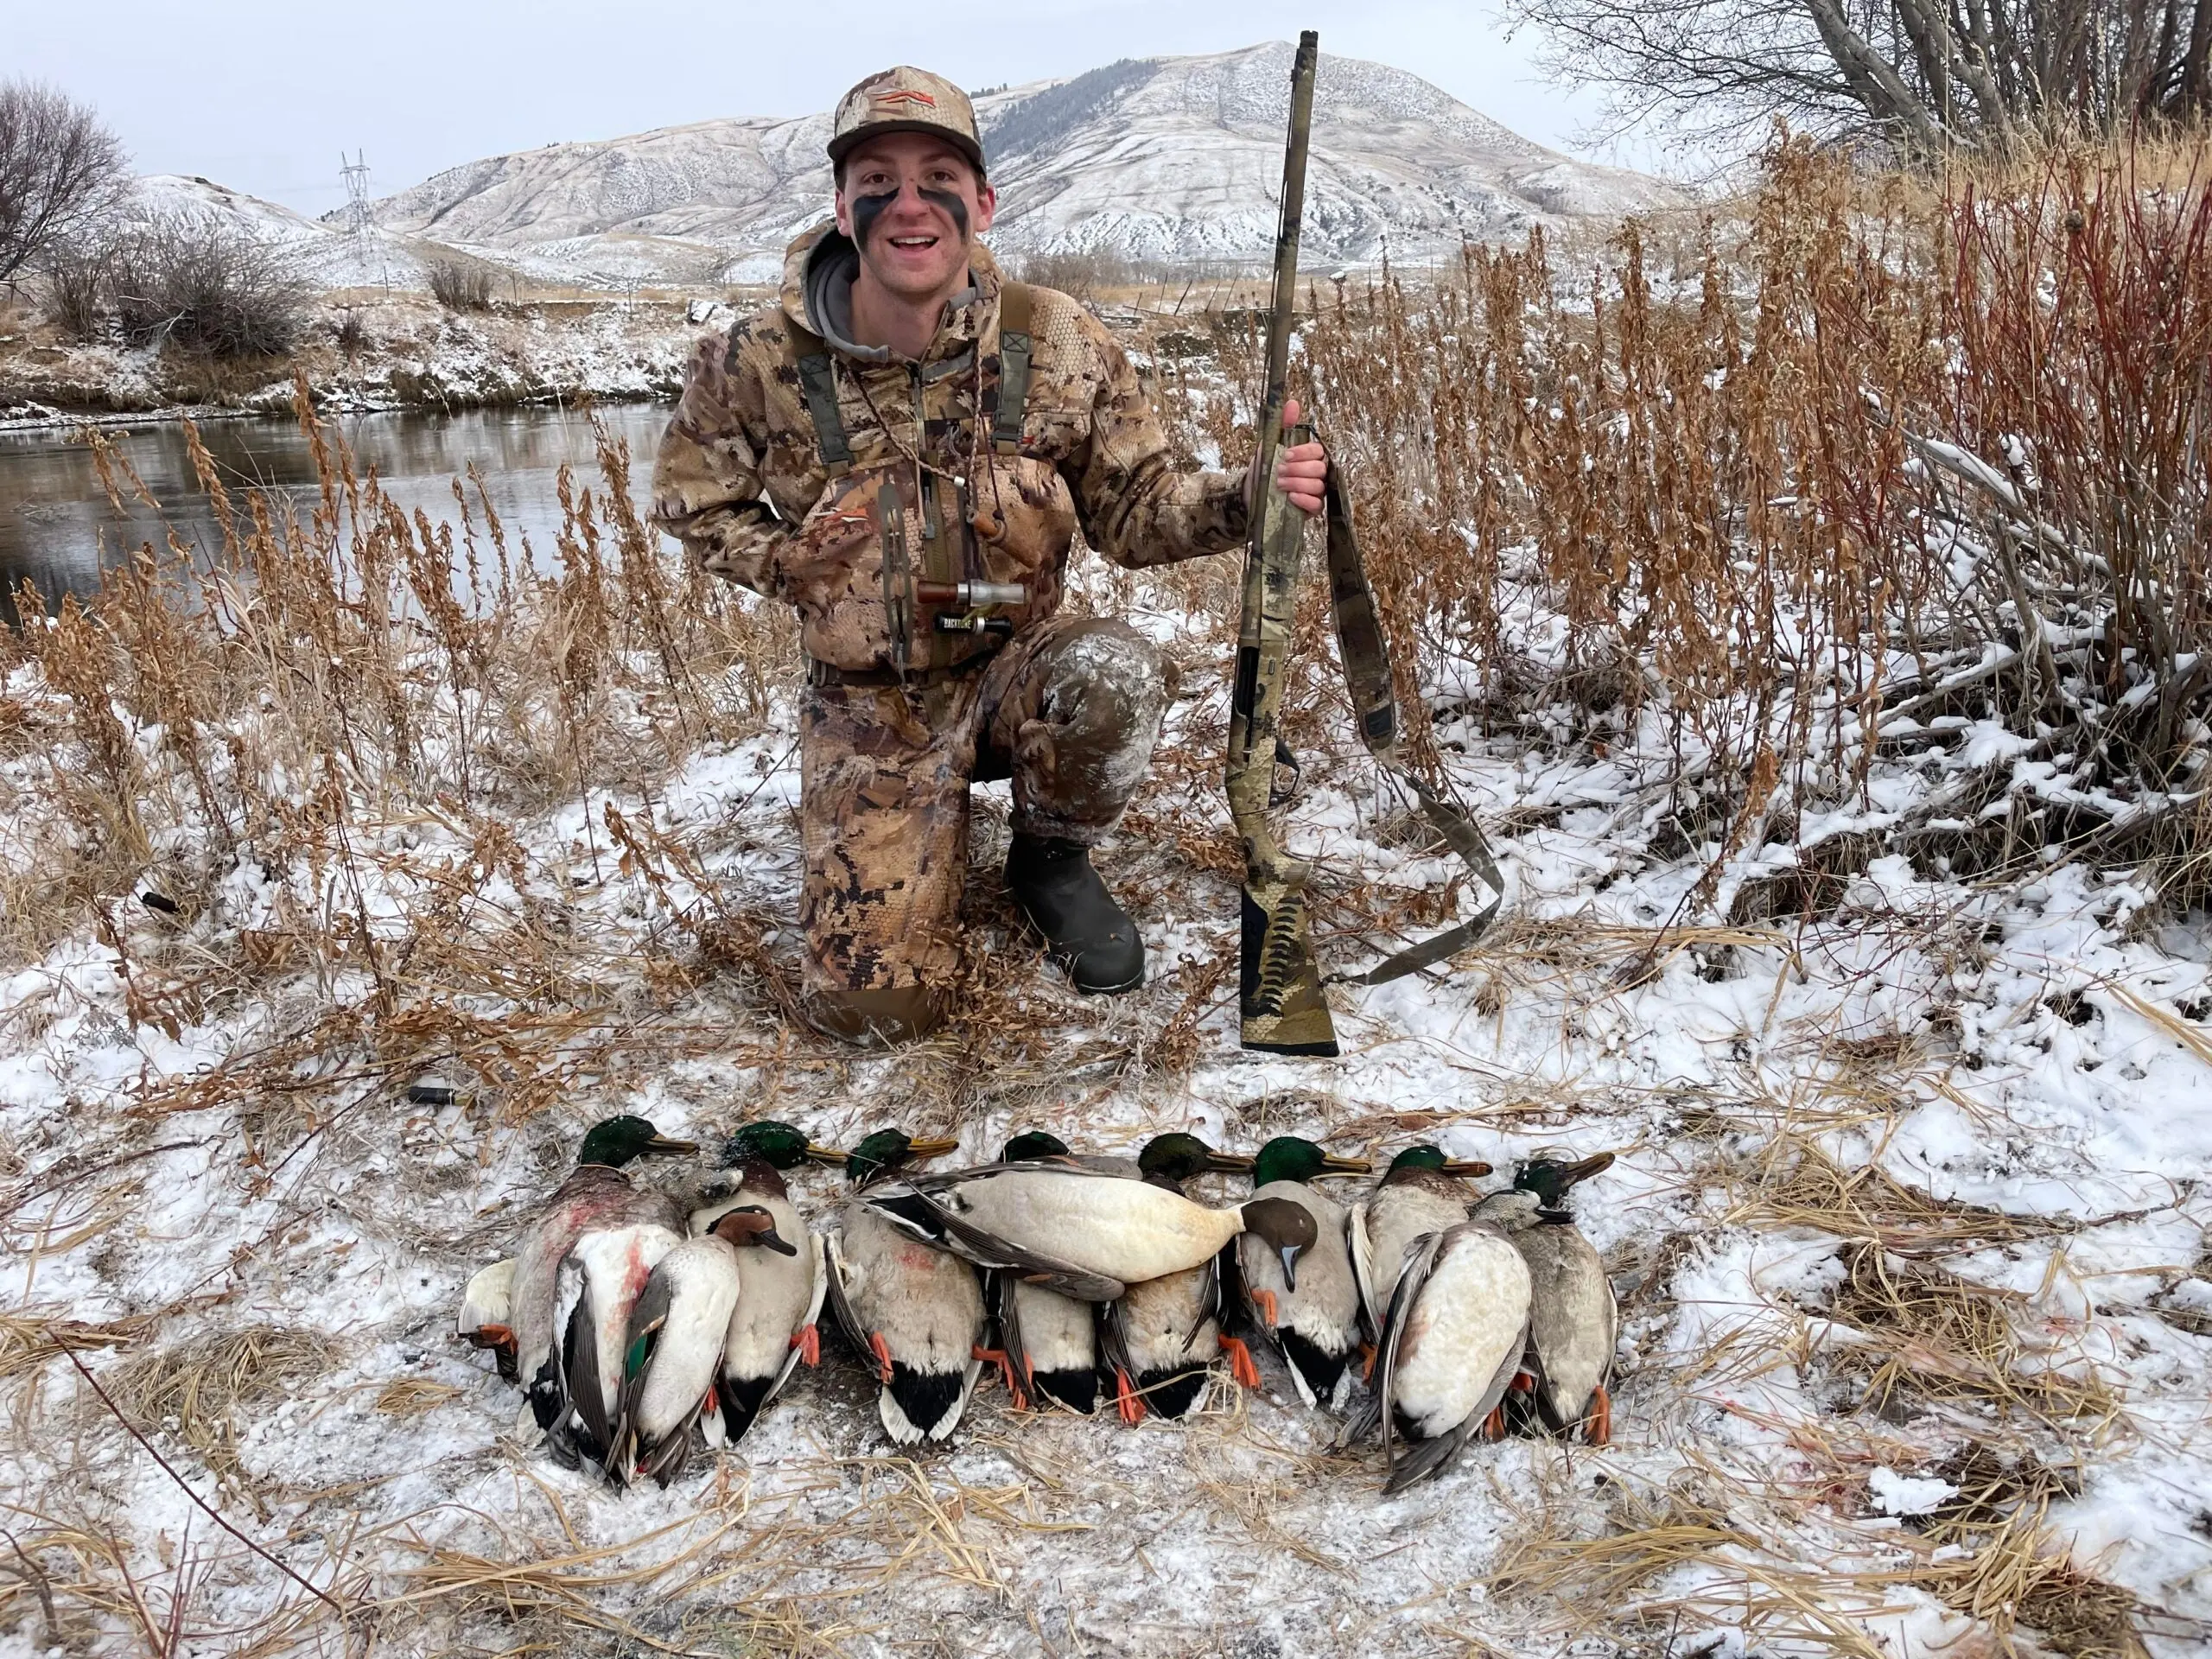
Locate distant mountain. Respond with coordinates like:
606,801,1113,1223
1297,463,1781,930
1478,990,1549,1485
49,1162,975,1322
356,43,1682,284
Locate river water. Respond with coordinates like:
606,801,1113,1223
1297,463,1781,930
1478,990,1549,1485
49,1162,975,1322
0,403,676,614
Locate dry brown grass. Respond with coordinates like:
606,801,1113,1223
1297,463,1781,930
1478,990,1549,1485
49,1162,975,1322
111,1325,342,1518
1824,1243,2119,1426
1141,132,2212,915
0,1313,152,1380
1922,1508,2151,1657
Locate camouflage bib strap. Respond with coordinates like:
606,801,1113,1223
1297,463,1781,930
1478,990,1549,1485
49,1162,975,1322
780,318,855,475
990,282,1034,454
1319,464,1507,985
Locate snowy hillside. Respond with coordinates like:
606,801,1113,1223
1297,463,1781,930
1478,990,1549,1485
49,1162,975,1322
131,175,429,290
359,43,1681,282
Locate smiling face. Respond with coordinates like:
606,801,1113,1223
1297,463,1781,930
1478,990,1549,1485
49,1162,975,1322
835,132,995,306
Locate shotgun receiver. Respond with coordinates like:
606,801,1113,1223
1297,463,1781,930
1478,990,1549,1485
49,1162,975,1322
1228,31,1509,1057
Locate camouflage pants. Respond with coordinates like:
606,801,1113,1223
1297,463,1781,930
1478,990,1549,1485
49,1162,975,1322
798,614,1171,1043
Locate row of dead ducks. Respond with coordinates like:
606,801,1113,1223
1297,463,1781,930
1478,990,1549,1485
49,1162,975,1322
455,1119,1618,1495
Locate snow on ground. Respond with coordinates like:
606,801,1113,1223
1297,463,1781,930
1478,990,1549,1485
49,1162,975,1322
0,548,2209,1656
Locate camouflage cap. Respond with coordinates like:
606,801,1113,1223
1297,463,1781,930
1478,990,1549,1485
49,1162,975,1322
829,67,986,176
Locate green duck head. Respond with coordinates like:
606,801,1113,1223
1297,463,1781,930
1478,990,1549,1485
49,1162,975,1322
1250,1135,1371,1186
1001,1129,1071,1162
719,1120,835,1171
1137,1132,1253,1185
1383,1143,1493,1182
577,1115,698,1168
1514,1150,1616,1216
842,1128,961,1186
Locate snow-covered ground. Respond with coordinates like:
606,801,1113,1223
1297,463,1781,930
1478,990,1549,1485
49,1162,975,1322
1,502,2207,1656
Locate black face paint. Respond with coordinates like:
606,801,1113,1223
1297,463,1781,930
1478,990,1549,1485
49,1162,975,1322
916,187,969,239
849,184,969,248
851,189,896,248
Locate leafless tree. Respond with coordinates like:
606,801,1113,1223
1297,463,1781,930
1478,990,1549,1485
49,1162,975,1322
0,80,125,287
1505,0,2212,156
426,257,494,311
107,213,308,358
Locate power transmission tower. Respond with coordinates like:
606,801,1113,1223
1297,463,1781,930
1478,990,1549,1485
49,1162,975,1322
340,150,385,287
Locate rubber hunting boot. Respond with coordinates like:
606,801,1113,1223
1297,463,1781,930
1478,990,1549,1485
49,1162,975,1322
1007,834,1144,994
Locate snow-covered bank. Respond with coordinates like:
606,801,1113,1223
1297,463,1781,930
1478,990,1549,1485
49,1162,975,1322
0,292,720,431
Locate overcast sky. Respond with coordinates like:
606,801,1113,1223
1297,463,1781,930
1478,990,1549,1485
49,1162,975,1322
8,1,1620,218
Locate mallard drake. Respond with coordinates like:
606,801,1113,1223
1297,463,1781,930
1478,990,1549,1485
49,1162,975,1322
859,1134,1312,1301
502,1116,697,1433
970,1132,1101,1414
1096,1134,1260,1424
819,1128,981,1445
609,1206,800,1487
1471,1151,1618,1446
1235,1136,1370,1409
1349,1144,1494,1332
691,1121,836,1445
457,1257,518,1382
1369,1220,1532,1493
550,1189,692,1467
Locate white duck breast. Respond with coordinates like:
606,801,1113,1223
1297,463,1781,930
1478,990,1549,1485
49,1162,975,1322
558,1221,683,1450
831,1201,985,1445
617,1235,742,1468
717,1198,823,1409
1353,1186,1469,1327
1389,1224,1532,1441
1237,1180,1359,1408
1008,1278,1095,1390
1109,1263,1220,1420
1516,1221,1617,1427
906,1167,1245,1287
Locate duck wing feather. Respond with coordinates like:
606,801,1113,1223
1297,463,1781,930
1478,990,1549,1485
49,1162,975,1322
607,1270,673,1484
820,1227,872,1368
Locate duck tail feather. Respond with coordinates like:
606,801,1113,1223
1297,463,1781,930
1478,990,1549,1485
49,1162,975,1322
716,1373,775,1443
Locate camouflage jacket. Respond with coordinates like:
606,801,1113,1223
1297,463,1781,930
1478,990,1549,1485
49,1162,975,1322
650,224,1249,672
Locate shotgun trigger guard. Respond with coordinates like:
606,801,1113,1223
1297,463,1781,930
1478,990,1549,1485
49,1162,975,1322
1268,738,1302,808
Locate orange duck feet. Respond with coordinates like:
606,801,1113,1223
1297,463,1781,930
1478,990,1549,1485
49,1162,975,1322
1220,1335,1262,1389
1115,1369,1146,1427
972,1344,1028,1409
1585,1383,1612,1447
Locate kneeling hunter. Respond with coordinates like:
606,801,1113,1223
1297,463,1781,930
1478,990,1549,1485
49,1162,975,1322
652,65,1326,1045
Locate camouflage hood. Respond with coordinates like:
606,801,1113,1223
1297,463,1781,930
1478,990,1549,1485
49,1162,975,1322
781,221,1005,367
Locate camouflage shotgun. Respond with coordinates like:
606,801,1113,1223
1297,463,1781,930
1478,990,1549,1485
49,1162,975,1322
1229,30,1332,1055
1230,30,1509,1056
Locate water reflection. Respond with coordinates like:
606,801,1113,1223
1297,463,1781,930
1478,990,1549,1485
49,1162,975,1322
0,403,677,615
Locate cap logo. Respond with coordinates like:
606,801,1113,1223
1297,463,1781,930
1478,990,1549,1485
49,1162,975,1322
873,89,938,108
